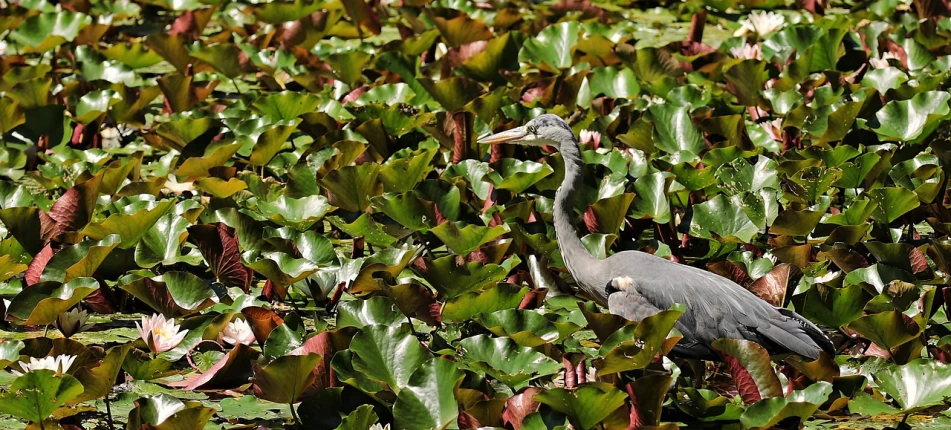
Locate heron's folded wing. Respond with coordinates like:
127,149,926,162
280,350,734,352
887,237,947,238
606,287,665,322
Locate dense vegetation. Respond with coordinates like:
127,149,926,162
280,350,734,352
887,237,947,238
3,0,951,428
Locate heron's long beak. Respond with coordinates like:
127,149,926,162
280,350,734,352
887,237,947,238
477,126,528,145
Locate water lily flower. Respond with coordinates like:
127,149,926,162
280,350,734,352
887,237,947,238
369,423,391,430
730,43,762,60
734,11,785,37
579,130,601,148
55,308,95,338
434,42,448,61
869,52,899,69
149,394,187,425
136,314,188,354
814,271,841,284
100,127,121,148
220,318,256,346
763,118,784,142
11,355,76,377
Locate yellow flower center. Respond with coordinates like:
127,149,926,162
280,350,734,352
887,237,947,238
153,327,172,338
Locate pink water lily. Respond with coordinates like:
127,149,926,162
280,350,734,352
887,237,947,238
579,130,601,148
136,314,188,354
869,52,899,69
220,318,256,346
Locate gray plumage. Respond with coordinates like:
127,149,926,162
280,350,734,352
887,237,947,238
478,114,834,360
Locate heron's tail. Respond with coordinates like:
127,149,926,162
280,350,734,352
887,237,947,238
764,307,835,360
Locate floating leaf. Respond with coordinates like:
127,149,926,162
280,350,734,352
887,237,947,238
869,91,951,143
534,382,627,430
477,309,561,347
711,339,783,403
689,195,759,243
337,296,405,329
740,382,832,429
873,359,951,412
349,325,431,393
430,222,509,256
252,353,321,404
458,335,561,389
392,357,464,430
519,21,580,70
0,370,84,424
6,277,99,325
417,255,512,299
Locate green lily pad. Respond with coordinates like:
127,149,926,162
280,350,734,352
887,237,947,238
457,335,561,389
689,195,759,243
6,277,99,325
869,91,951,143
740,382,832,429
120,272,216,317
430,221,509,256
485,159,554,194
81,200,174,249
337,296,405,329
256,195,333,230
873,359,951,412
650,104,706,163
252,353,321,404
349,324,431,393
0,370,84,424
868,187,920,224
519,21,580,70
417,254,512,299
392,357,464,430
442,283,528,322
533,382,627,430
477,309,560,347
319,163,382,213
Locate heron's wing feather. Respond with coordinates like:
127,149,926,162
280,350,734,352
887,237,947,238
606,287,664,322
606,285,718,359
604,251,830,359
773,307,836,356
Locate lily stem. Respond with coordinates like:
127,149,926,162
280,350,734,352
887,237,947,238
105,394,115,429
289,403,301,427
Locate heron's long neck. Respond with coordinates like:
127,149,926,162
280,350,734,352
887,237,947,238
553,139,601,295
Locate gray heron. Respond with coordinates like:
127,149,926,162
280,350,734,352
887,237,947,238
478,114,834,360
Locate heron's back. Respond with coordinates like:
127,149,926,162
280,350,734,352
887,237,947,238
595,250,833,359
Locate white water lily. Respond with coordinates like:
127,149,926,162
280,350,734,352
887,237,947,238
100,127,121,148
148,394,187,425
11,355,77,377
730,43,762,60
136,314,188,354
220,318,256,346
734,11,785,37
869,52,899,69
434,42,448,61
579,129,601,147
55,308,95,338
369,423,391,430
814,270,841,284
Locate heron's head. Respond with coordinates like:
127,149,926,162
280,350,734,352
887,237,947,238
476,114,576,148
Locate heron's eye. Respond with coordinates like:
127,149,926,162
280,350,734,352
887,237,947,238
527,125,537,135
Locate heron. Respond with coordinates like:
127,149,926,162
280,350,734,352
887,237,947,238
477,114,834,360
